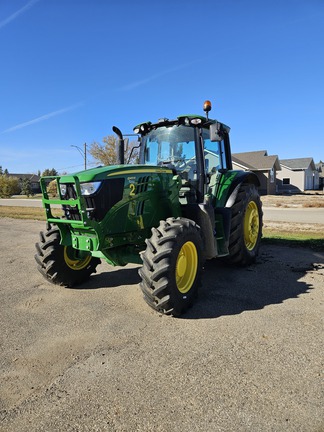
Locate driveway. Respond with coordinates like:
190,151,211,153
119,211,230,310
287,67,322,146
0,218,323,431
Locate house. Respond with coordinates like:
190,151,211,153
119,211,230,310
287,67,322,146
7,173,41,194
276,158,318,193
232,150,281,195
315,161,324,190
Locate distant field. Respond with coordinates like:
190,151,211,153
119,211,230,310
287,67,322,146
0,206,61,220
261,192,324,208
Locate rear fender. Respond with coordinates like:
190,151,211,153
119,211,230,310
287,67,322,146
215,170,260,209
225,172,259,207
214,171,260,252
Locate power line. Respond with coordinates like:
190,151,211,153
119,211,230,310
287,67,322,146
56,161,98,173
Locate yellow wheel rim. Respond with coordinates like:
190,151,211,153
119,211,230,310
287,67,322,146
244,201,260,251
64,247,92,270
175,241,198,294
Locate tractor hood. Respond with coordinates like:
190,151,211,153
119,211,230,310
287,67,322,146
59,164,174,183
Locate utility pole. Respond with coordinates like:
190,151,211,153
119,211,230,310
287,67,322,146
84,142,87,170
71,143,87,170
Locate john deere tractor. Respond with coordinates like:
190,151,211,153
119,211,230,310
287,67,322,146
35,101,262,316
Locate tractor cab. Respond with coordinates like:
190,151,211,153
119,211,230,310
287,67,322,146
134,101,232,204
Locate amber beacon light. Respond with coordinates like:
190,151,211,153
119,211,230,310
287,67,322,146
203,100,212,113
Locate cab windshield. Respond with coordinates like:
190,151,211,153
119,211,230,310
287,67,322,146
143,125,196,176
143,124,222,179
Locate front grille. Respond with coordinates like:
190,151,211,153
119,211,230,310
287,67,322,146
135,176,150,194
62,178,125,222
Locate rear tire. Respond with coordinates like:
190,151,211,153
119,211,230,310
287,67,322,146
35,223,100,287
139,217,203,316
227,183,262,265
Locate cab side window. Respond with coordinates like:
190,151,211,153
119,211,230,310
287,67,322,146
203,131,222,174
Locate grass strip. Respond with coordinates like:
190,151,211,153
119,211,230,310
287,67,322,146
262,228,324,251
0,206,62,221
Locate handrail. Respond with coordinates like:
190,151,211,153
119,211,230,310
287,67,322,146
39,176,91,227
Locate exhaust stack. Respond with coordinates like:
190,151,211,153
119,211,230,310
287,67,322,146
112,126,125,165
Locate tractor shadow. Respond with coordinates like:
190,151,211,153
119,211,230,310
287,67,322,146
181,244,324,320
75,244,324,320
77,265,141,290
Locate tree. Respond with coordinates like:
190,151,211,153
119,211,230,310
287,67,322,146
47,179,58,197
0,166,10,175
21,178,33,197
42,168,58,177
0,175,20,198
89,135,139,166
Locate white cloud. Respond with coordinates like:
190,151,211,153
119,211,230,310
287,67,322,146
119,60,204,91
1,103,83,134
0,0,40,30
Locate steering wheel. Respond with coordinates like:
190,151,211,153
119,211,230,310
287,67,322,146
173,159,187,170
158,159,187,170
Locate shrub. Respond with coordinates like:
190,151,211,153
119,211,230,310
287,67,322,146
0,175,21,198
303,200,324,208
47,180,58,197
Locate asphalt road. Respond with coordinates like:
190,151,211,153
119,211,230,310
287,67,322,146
0,198,44,207
0,218,323,432
263,207,324,224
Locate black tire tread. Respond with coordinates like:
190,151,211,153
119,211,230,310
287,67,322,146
139,217,203,316
227,183,263,265
35,223,100,287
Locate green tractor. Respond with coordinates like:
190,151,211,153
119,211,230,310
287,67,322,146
35,101,262,316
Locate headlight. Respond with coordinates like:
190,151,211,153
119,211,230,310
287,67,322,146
59,184,67,196
80,181,101,196
190,118,202,125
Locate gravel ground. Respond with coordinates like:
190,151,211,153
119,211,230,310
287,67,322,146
0,218,323,432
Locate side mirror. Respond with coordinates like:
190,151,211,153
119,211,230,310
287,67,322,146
210,122,223,142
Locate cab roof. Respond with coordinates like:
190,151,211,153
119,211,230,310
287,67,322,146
133,114,230,134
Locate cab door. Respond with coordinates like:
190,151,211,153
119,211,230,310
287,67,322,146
201,128,230,198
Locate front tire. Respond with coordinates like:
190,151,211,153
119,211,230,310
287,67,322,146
35,223,100,287
227,183,263,265
139,217,203,316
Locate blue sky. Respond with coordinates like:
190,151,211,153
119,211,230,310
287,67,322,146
0,0,323,174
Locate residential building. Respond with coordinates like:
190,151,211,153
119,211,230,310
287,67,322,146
232,150,281,195
315,161,324,190
7,173,41,194
276,158,318,192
